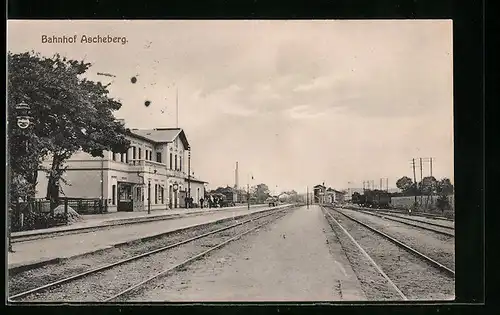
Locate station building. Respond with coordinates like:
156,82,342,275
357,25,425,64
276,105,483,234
35,127,208,212
313,184,345,204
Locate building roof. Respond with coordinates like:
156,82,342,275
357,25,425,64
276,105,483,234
129,128,190,150
190,176,208,184
313,184,326,189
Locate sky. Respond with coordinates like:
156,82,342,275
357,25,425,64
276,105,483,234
7,20,454,193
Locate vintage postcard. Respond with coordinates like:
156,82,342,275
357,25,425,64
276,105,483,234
7,20,454,302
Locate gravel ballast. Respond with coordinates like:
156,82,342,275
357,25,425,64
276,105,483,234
327,208,455,300
357,210,454,236
338,208,455,271
371,211,455,228
321,208,403,301
11,208,291,302
116,206,365,302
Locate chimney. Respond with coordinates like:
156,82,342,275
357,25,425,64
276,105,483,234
235,162,239,189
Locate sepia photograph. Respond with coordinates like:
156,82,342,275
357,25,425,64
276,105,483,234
7,20,454,302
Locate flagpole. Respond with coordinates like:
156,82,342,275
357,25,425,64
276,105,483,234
176,87,179,128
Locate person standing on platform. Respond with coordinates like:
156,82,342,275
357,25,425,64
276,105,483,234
200,197,204,209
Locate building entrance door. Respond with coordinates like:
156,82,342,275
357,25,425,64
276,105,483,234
179,190,186,208
117,182,133,212
174,191,178,208
169,185,173,209
133,185,144,212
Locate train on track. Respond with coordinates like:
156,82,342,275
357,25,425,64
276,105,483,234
351,190,391,208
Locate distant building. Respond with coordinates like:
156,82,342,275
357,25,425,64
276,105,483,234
313,184,345,204
326,188,345,203
35,127,208,212
313,185,326,204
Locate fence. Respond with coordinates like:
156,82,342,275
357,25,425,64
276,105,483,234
8,197,108,232
64,197,108,215
390,195,455,211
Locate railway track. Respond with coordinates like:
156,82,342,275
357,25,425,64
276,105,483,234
321,206,454,300
367,208,453,222
356,209,454,237
9,206,292,302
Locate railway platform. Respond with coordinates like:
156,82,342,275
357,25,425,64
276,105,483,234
11,204,263,240
7,204,278,271
138,205,366,301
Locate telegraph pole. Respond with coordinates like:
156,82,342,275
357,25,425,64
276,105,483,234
412,158,417,204
307,186,309,209
419,158,424,205
419,158,424,182
187,149,191,208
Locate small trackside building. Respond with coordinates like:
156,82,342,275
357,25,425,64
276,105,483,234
35,127,209,212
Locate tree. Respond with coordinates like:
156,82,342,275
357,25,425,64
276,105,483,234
252,183,270,203
436,178,454,195
419,176,438,195
284,190,299,202
8,51,130,206
396,176,414,194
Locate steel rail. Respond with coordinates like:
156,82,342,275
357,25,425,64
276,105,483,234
105,211,289,302
328,206,455,277
321,206,408,300
356,210,455,237
365,210,455,229
8,207,290,301
365,208,454,222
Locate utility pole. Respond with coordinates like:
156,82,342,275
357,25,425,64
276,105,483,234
100,156,104,212
412,158,417,205
380,178,383,191
419,158,424,205
307,186,309,209
247,182,250,211
187,149,191,208
419,158,424,182
176,87,179,128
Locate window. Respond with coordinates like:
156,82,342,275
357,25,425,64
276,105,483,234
138,148,142,159
120,153,124,162
180,156,182,171
170,153,173,170
112,153,117,161
161,187,165,204
132,147,136,159
156,152,162,163
175,155,177,170
124,151,128,163
150,150,153,160
112,185,116,205
145,150,148,160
